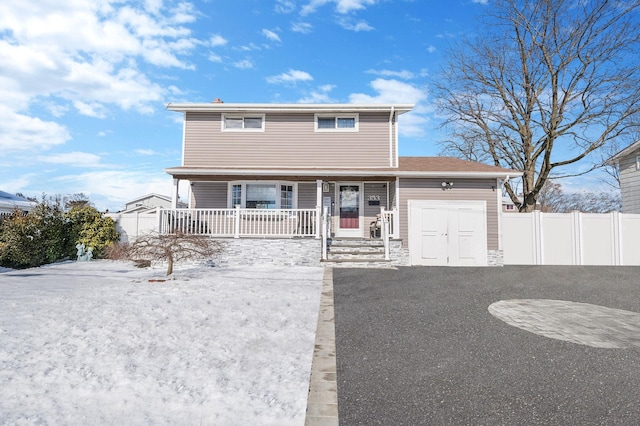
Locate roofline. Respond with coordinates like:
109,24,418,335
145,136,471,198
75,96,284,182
607,139,640,164
164,167,521,179
165,103,414,114
125,193,172,204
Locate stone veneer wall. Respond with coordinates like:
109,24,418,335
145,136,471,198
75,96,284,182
487,250,504,267
389,240,410,266
214,238,322,267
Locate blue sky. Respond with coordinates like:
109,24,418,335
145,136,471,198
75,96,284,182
0,0,608,211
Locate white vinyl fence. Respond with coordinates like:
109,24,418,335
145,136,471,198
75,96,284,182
502,211,640,265
106,211,159,243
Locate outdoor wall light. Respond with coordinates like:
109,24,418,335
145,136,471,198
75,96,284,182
441,181,454,190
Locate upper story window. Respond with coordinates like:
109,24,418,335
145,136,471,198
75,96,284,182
315,113,359,132
222,114,265,131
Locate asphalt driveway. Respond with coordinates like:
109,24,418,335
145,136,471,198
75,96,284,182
333,266,640,425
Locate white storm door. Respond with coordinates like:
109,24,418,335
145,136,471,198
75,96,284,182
336,184,362,237
409,204,448,265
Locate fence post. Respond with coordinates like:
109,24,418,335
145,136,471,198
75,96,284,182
315,206,321,239
382,210,390,261
322,206,328,260
613,211,621,265
234,205,240,238
156,208,163,234
533,211,542,265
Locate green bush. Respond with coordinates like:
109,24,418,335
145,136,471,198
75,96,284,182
0,198,119,269
66,206,119,258
0,210,47,268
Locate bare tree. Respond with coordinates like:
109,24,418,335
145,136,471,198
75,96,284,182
126,232,222,276
435,0,640,211
536,179,621,212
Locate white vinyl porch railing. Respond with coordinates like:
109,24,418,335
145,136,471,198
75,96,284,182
381,208,398,239
158,207,319,238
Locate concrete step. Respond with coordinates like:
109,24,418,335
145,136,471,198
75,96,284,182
328,247,384,255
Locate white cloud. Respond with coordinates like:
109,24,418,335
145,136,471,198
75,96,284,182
37,151,104,168
0,105,70,153
262,29,281,42
366,69,415,80
301,0,377,15
0,0,200,144
210,34,228,47
208,53,223,63
135,149,159,156
233,59,254,69
298,84,337,103
53,170,183,211
291,22,313,33
472,0,489,4
73,101,108,119
349,79,430,137
267,69,314,84
349,79,426,104
426,45,436,53
275,0,296,13
337,17,374,32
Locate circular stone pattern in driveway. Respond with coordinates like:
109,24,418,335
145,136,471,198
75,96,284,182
488,299,640,349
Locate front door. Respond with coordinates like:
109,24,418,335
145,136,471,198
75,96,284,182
336,184,362,237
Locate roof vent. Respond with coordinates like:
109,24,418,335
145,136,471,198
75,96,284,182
212,98,224,103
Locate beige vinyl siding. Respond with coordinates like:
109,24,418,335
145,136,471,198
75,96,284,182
389,179,397,209
618,155,640,213
297,182,317,209
398,178,499,250
182,112,392,168
363,182,389,233
190,182,227,208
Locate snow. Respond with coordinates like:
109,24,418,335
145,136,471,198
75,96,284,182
0,260,324,425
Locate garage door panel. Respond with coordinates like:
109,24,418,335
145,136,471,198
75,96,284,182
457,208,479,232
421,235,444,261
409,201,487,266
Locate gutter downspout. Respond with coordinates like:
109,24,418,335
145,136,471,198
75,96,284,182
389,107,395,167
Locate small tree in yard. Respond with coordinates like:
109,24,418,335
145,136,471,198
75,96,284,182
126,232,222,276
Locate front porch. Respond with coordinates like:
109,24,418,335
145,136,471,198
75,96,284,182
155,206,400,265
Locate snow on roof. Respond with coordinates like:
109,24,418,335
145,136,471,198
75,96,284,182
0,191,36,212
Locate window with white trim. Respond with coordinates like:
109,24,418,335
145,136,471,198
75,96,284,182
229,182,296,209
222,114,265,131
315,113,358,131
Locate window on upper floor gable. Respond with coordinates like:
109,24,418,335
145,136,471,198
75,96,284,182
315,113,359,132
222,114,265,131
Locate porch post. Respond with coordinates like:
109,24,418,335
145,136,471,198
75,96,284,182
315,180,323,239
171,178,180,209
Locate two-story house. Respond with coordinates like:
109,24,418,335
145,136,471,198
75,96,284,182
607,140,640,213
163,101,519,266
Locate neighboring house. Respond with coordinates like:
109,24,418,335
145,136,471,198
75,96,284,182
162,102,520,266
502,196,517,212
607,140,640,213
121,193,186,213
0,191,36,215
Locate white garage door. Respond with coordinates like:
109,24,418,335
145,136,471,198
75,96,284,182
408,200,487,266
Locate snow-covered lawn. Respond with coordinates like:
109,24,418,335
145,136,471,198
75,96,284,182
0,260,324,425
